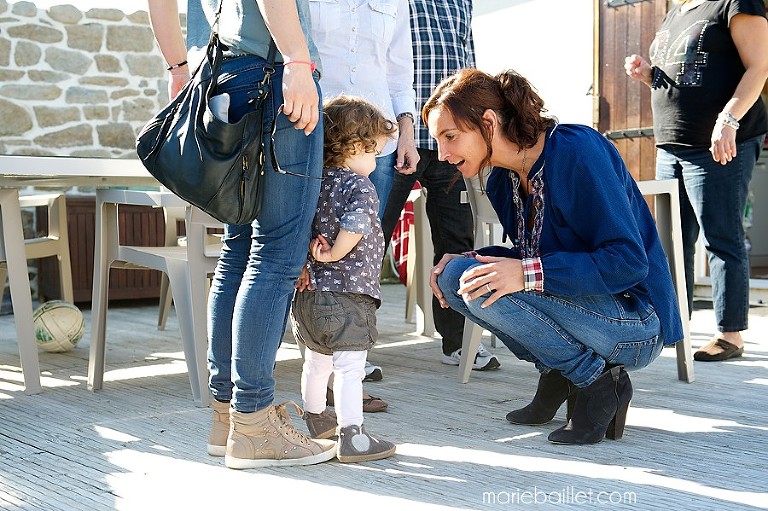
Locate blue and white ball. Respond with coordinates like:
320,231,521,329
33,300,85,352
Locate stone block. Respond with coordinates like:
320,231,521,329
0,37,10,66
79,76,129,88
7,24,63,44
125,54,165,78
11,1,36,17
0,69,24,81
28,70,69,82
106,25,153,52
121,97,155,122
0,83,61,100
83,105,109,120
85,8,124,21
110,89,139,100
48,5,82,24
33,123,93,148
65,87,108,104
127,11,149,24
45,46,92,74
33,106,80,128
14,40,40,66
0,99,32,136
96,122,135,149
94,54,121,73
66,23,103,52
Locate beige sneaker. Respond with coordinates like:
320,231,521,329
207,399,230,457
225,401,336,469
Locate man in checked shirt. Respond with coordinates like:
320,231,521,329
381,0,500,371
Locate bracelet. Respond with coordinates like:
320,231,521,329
717,111,740,130
284,60,317,73
396,112,415,123
166,60,188,71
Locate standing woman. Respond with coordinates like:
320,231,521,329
426,69,684,444
626,0,768,362
148,0,335,468
309,0,419,216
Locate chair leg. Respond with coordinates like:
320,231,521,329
51,194,74,304
0,189,42,394
157,274,172,331
88,202,117,392
458,317,484,383
166,261,206,405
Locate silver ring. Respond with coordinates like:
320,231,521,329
486,283,493,294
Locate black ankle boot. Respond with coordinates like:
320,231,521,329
506,370,577,425
547,365,632,445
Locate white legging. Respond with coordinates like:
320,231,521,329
301,349,367,427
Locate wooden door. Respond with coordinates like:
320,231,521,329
596,0,668,182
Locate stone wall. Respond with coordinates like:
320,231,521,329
0,0,175,158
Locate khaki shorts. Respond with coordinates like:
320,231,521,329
290,290,377,356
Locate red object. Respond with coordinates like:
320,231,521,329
390,182,421,285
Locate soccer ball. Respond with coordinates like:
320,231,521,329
33,301,85,353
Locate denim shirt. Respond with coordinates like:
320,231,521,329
191,0,321,73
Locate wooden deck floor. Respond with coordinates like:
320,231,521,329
1,283,767,511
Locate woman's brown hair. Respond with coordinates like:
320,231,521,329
323,95,397,168
422,68,555,170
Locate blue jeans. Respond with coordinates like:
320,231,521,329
656,134,764,333
368,152,397,219
207,55,323,411
437,258,663,387
381,148,475,354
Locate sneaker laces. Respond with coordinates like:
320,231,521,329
272,401,312,446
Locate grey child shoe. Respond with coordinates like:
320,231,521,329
336,424,396,463
303,409,337,439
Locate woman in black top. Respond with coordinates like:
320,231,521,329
625,0,768,362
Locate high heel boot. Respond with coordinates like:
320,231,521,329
506,370,577,425
547,365,632,445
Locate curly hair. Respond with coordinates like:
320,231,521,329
323,95,397,168
422,68,555,172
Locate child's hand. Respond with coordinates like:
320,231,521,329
295,265,312,292
310,234,336,262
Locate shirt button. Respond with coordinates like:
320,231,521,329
351,6,356,11
351,66,357,72
351,47,356,53
352,26,357,32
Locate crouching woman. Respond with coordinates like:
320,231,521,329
426,68,684,444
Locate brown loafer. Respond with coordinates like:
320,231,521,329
326,387,389,413
694,338,744,362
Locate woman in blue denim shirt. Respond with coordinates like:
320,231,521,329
148,0,335,469
425,69,684,445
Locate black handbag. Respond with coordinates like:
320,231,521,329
136,17,277,225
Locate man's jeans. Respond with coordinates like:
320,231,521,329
381,149,474,354
438,258,664,387
369,152,397,219
207,55,323,411
656,134,764,333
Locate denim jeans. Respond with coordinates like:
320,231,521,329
381,148,475,354
437,258,664,387
207,55,323,411
656,134,764,333
368,152,397,219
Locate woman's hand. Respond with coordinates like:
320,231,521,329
282,64,320,135
624,54,653,87
710,120,738,165
430,253,463,308
458,255,524,308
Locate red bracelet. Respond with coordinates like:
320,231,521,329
284,60,316,73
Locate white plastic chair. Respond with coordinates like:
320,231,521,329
0,192,74,394
404,186,436,337
457,177,693,384
87,189,222,405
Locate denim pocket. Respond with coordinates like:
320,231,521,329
606,336,663,370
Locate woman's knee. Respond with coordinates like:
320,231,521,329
437,258,477,298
